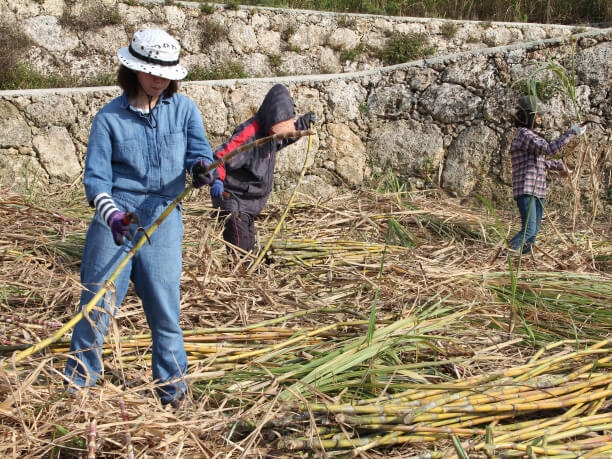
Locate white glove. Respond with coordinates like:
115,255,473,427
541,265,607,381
571,123,587,136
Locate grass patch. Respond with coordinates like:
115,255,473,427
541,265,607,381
186,62,248,81
1,63,116,90
267,53,282,69
0,24,35,89
200,18,228,49
199,3,217,14
339,45,365,62
440,22,459,38
379,32,436,65
60,3,122,31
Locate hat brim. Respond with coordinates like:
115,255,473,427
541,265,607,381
117,47,187,81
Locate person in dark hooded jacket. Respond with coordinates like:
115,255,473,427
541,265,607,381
204,84,315,253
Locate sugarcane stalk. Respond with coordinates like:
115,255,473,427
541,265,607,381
119,399,134,459
1,130,312,367
87,419,97,459
0,316,62,328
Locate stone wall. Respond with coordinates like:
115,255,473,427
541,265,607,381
1,0,611,205
4,0,588,79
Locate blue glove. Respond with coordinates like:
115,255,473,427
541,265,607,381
304,111,317,126
210,179,224,198
192,160,214,188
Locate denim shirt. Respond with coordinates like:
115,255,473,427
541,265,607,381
84,92,213,204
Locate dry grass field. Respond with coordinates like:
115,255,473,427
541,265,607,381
0,162,610,457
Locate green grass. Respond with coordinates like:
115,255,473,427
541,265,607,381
186,62,249,81
194,0,610,24
379,32,436,65
0,64,116,90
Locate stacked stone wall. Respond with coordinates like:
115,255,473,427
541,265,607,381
1,0,610,204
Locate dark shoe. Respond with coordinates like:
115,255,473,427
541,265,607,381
167,394,193,413
499,247,519,257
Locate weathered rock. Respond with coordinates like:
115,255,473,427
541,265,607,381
367,84,417,118
228,23,258,53
6,0,40,17
288,25,326,50
32,126,81,181
368,120,444,177
243,53,270,77
257,30,282,55
320,47,342,73
442,55,495,89
228,83,275,127
325,123,366,186
184,85,228,137
82,25,128,55
164,5,186,29
0,152,49,191
327,28,359,50
484,27,519,46
405,67,439,91
0,101,32,148
442,124,499,196
280,53,316,76
419,83,482,123
574,43,612,89
275,134,319,174
24,95,78,127
325,80,367,123
23,15,79,52
293,174,337,199
117,4,153,25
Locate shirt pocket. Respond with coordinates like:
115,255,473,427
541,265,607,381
112,139,147,180
161,132,186,178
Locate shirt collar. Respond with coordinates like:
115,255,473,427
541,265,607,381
120,92,174,110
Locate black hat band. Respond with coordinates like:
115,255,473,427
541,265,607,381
129,44,179,67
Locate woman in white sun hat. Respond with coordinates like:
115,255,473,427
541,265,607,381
65,29,215,407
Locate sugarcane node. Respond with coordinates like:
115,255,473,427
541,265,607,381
402,409,416,424
533,374,555,388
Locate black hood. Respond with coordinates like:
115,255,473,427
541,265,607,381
256,84,295,133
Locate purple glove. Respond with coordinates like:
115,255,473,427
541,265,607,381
210,179,224,198
192,160,214,188
108,211,131,246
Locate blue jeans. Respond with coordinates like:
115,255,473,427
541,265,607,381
509,195,545,254
65,193,187,404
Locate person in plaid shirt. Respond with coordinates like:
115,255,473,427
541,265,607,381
508,95,587,254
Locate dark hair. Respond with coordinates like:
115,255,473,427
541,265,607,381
514,106,537,129
117,65,179,99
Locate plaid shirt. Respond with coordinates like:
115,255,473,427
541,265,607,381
510,127,574,199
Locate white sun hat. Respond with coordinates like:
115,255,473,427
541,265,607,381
117,29,187,81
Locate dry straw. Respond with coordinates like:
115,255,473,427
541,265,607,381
0,159,610,456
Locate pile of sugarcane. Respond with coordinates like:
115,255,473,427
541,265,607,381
234,338,612,456
269,238,409,268
2,183,612,457
476,271,612,342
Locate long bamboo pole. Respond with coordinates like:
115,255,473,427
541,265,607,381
2,130,313,367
